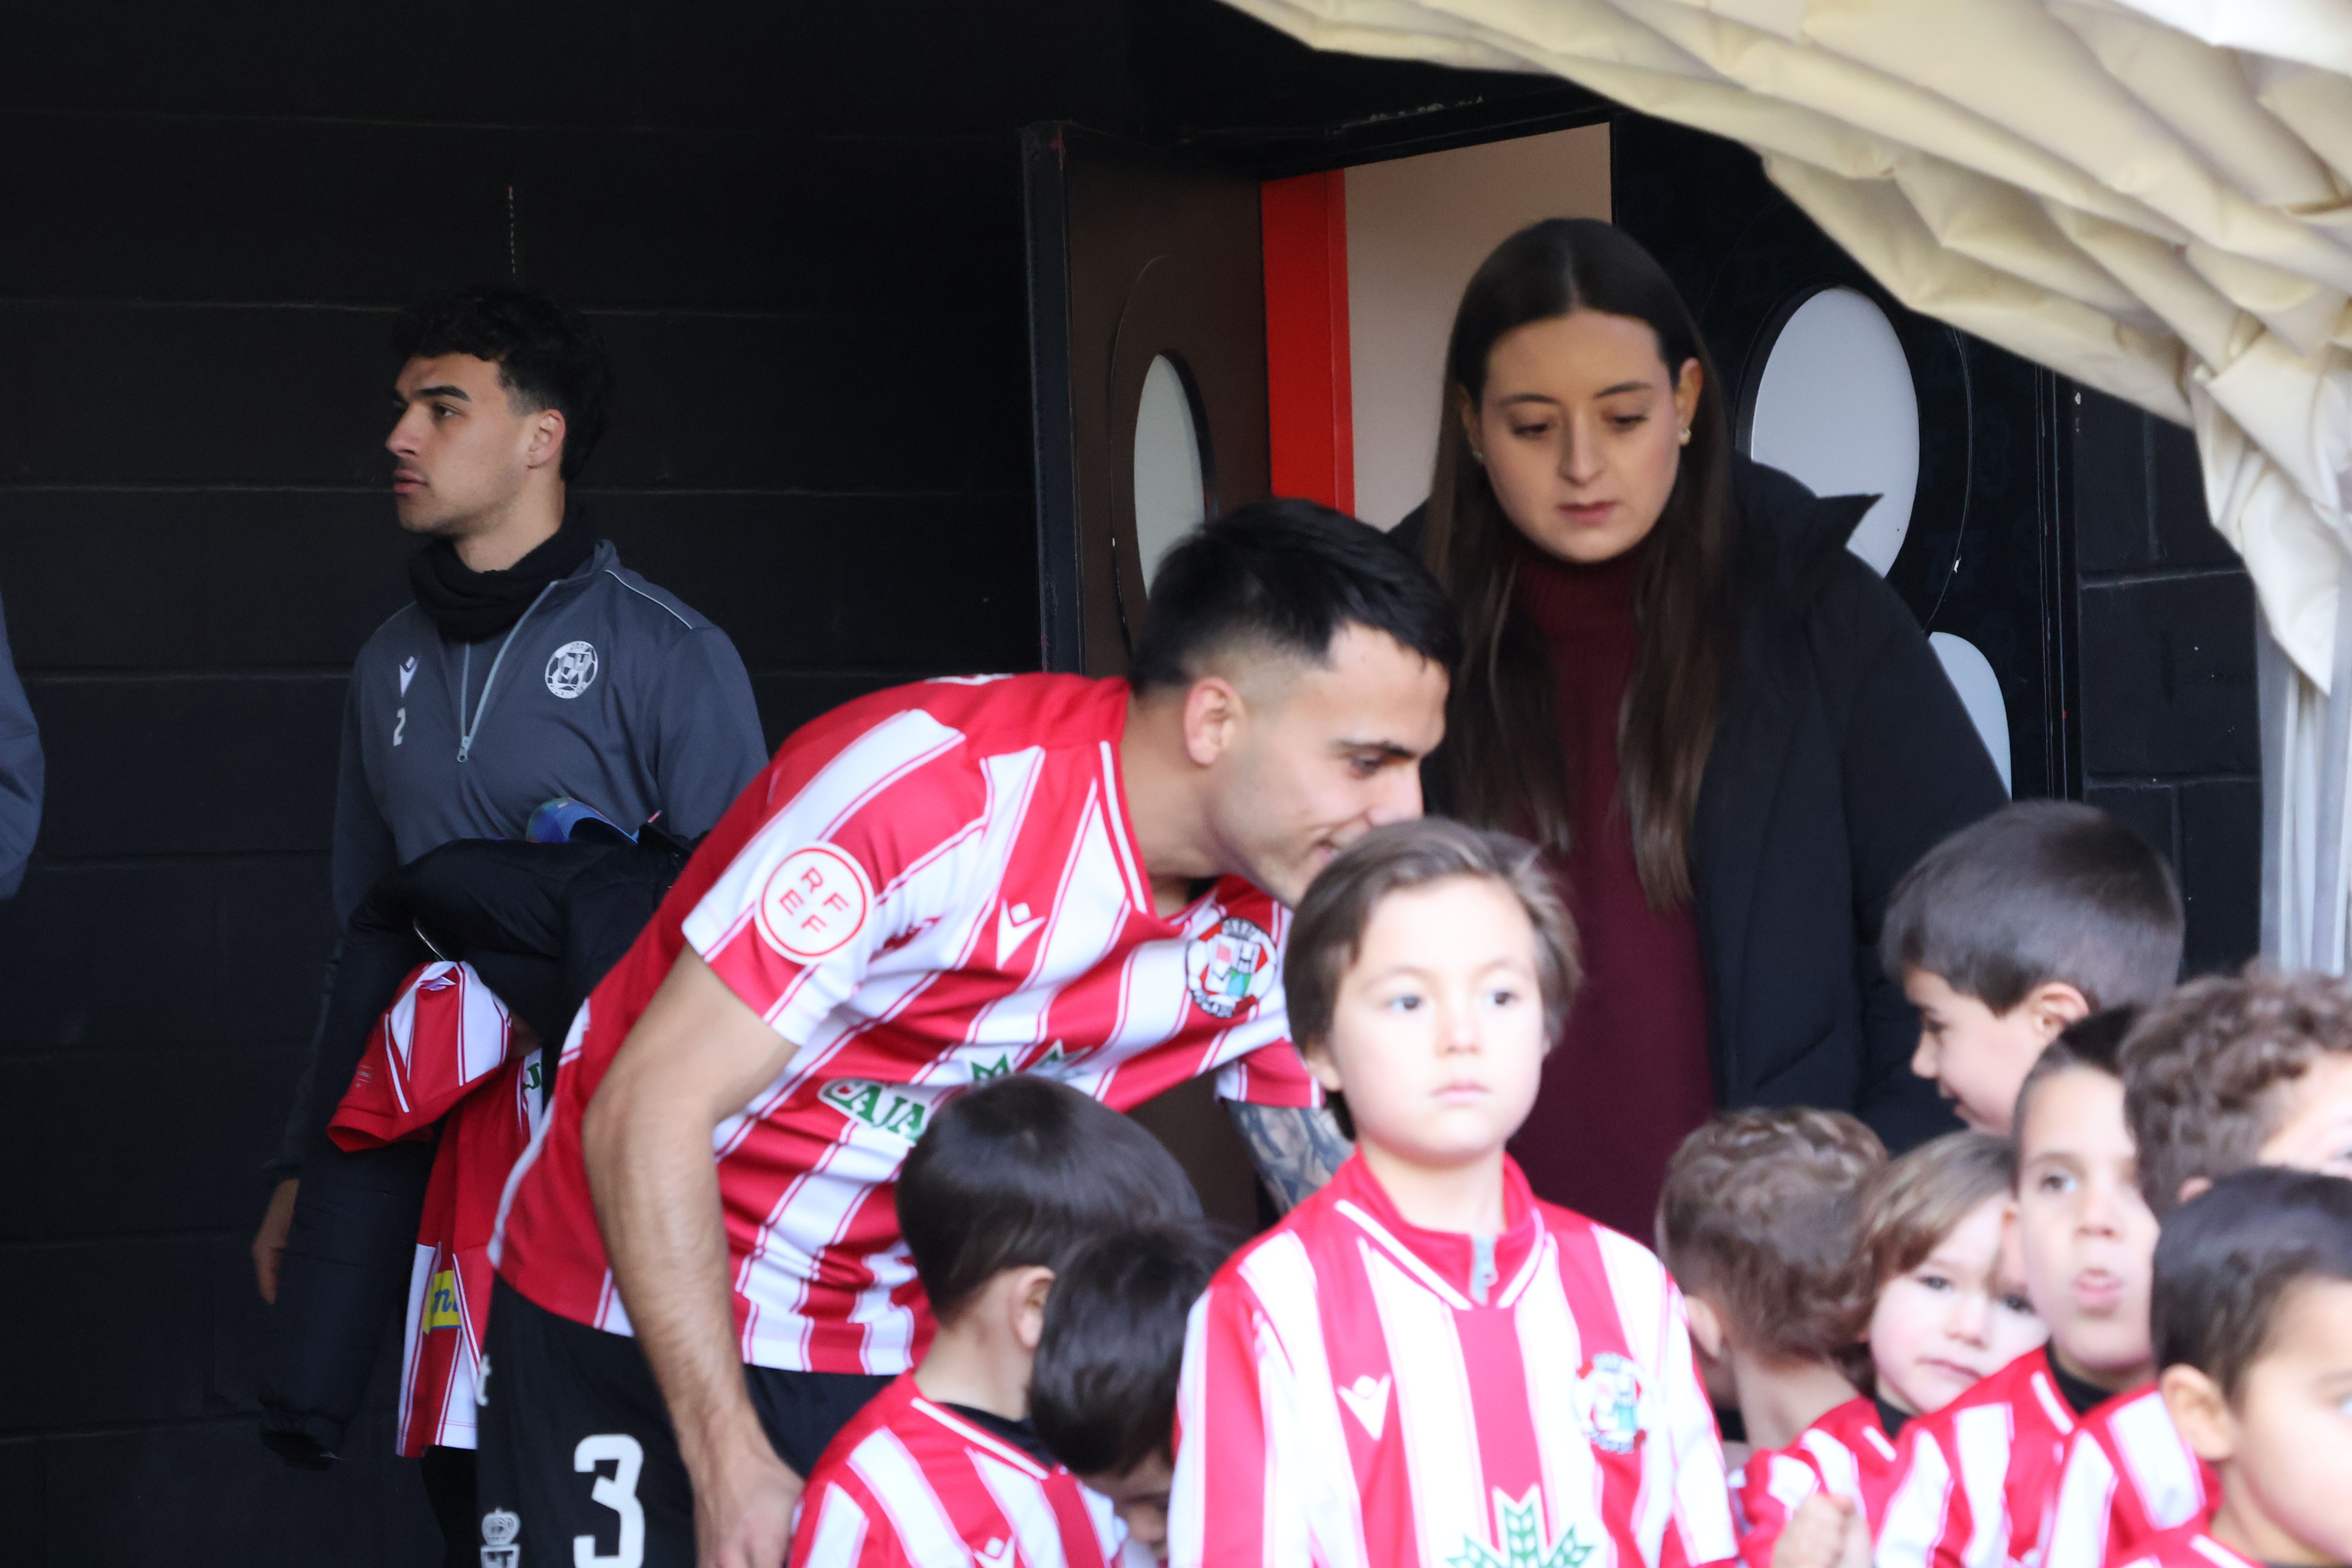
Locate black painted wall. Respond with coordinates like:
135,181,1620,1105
2072,391,2263,974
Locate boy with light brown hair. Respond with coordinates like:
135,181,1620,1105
1854,1132,2048,1430
2123,965,2352,1216
1656,1109,1889,1568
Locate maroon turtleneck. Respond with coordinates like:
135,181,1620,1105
1506,537,1715,1238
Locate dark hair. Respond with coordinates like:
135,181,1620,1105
2152,1165,2352,1399
1421,218,1735,910
1657,1108,1887,1361
1856,1131,2018,1295
2124,965,2352,1217
392,285,613,481
1284,817,1579,1052
1130,497,1461,695
1030,1221,1237,1477
1880,802,2183,1014
895,1076,1200,1324
2013,1006,2136,1148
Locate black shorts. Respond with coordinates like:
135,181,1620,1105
474,1278,891,1568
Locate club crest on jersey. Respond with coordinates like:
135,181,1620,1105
755,844,873,963
479,1507,521,1568
1185,915,1275,1019
1448,1487,1596,1568
1573,1352,1648,1454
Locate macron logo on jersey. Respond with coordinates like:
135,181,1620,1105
996,900,1045,967
1340,1374,1392,1441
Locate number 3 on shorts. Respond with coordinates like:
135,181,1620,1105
572,1434,646,1568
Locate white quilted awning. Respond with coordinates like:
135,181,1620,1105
1220,0,2352,968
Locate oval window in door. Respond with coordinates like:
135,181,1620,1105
1745,287,1920,577
1133,353,1209,591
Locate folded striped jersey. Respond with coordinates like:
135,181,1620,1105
330,960,546,1455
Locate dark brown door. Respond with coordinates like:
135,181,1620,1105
1022,123,1270,678
1022,123,1272,1230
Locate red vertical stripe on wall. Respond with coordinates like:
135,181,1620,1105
1261,170,1354,514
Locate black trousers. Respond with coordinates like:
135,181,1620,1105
419,1446,478,1568
474,1280,891,1567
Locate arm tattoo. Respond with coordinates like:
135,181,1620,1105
1224,1102,1352,1213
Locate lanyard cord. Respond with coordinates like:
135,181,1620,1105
456,581,558,762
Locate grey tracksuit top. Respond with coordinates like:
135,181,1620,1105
333,539,766,925
269,539,766,1177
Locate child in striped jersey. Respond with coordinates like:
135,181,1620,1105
1168,820,1736,1568
788,1076,1202,1568
1654,1109,1889,1568
1856,1132,2048,1436
1031,1223,1239,1562
2133,1168,2352,1568
2038,969,2352,1568
1878,1012,2174,1568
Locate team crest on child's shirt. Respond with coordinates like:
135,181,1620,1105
1573,1353,1648,1454
1185,915,1276,1019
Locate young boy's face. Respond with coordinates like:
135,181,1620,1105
2257,1053,2352,1182
2016,1067,2161,1391
1080,1450,1175,1561
2172,1278,2352,1566
1903,969,2070,1134
1868,1194,2049,1416
1306,876,1546,1171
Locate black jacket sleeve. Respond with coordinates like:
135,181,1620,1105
1813,552,2007,1147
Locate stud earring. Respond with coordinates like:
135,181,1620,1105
1678,426,1692,446
1471,448,1486,465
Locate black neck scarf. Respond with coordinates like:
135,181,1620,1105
407,514,597,643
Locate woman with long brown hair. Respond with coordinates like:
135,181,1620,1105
1398,219,2005,1235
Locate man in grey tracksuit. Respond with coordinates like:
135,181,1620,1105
250,285,765,1559
328,533,761,926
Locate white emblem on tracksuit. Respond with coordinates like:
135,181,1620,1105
394,656,417,747
546,641,598,699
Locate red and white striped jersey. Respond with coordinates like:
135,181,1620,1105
495,675,1318,1374
2037,1389,2213,1568
1168,1153,1736,1568
1875,1347,2077,1568
2112,1526,2255,1568
1737,1398,1902,1568
329,961,547,1455
789,1374,1123,1568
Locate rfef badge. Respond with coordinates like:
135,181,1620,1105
1185,915,1275,1019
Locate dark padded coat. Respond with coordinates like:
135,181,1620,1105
1397,456,2006,1151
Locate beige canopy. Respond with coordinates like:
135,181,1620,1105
1220,0,2352,967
